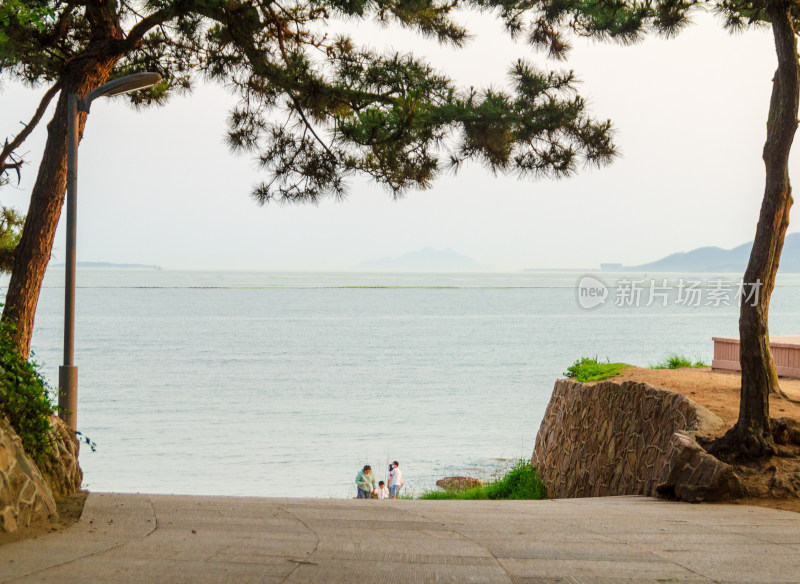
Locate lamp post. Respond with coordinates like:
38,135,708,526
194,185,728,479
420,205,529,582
59,72,162,431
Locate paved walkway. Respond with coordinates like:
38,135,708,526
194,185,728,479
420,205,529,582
1,494,799,583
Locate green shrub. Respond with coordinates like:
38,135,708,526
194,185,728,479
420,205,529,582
0,321,56,462
418,460,547,500
650,353,708,369
564,357,628,382
417,484,487,500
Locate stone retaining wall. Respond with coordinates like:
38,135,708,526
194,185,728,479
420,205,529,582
0,416,57,532
38,415,82,499
531,379,742,502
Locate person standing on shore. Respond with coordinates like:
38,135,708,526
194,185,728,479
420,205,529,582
355,465,376,499
389,461,403,498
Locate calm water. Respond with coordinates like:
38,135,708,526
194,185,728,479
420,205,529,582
3,269,800,498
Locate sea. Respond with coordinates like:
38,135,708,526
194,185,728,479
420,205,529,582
2,268,800,498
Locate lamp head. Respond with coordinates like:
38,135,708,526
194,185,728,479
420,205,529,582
79,73,162,113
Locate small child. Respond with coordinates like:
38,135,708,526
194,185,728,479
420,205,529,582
376,481,390,499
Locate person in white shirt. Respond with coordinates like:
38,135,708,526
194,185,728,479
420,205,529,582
389,461,403,498
376,481,390,499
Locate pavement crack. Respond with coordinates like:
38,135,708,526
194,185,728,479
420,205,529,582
408,504,515,583
651,552,723,584
275,504,322,583
447,525,516,584
6,494,158,583
142,495,158,538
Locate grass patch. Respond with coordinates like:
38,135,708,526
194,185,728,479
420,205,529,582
650,353,708,369
563,357,628,382
417,460,546,500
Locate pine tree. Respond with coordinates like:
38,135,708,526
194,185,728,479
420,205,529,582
512,0,797,459
0,0,614,356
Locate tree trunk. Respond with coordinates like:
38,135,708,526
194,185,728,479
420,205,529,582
1,59,120,357
710,2,798,460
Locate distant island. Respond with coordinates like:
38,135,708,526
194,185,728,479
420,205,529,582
359,247,483,271
601,232,800,273
54,262,162,270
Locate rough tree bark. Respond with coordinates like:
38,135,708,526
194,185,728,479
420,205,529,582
1,0,168,356
2,56,121,357
711,1,798,460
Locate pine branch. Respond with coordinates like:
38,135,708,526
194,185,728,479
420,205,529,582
34,1,78,48
123,1,195,50
85,0,123,39
0,82,62,183
264,2,335,158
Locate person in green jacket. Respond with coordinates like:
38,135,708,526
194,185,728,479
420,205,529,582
355,465,376,499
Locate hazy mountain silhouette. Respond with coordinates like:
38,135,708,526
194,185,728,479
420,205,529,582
617,232,800,273
360,247,482,271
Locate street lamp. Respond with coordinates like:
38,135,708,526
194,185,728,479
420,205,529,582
59,72,162,431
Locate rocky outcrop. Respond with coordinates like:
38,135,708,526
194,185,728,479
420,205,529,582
38,415,82,499
532,379,742,502
0,416,57,532
656,432,744,502
436,477,484,490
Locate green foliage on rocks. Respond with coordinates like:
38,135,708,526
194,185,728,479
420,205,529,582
419,460,546,500
564,357,628,382
0,319,55,463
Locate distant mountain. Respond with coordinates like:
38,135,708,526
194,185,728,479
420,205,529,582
359,247,483,271
54,261,162,270
608,232,800,273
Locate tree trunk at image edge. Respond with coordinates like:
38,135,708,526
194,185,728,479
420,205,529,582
2,61,119,358
712,3,798,460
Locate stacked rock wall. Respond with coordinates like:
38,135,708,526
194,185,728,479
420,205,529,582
0,416,57,532
38,415,83,499
532,379,741,501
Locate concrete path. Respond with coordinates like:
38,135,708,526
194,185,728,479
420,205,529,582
1,494,799,583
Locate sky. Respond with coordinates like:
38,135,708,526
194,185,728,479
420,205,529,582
0,10,794,272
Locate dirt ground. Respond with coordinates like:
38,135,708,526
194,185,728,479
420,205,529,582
0,492,87,545
613,367,800,513
612,367,800,429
